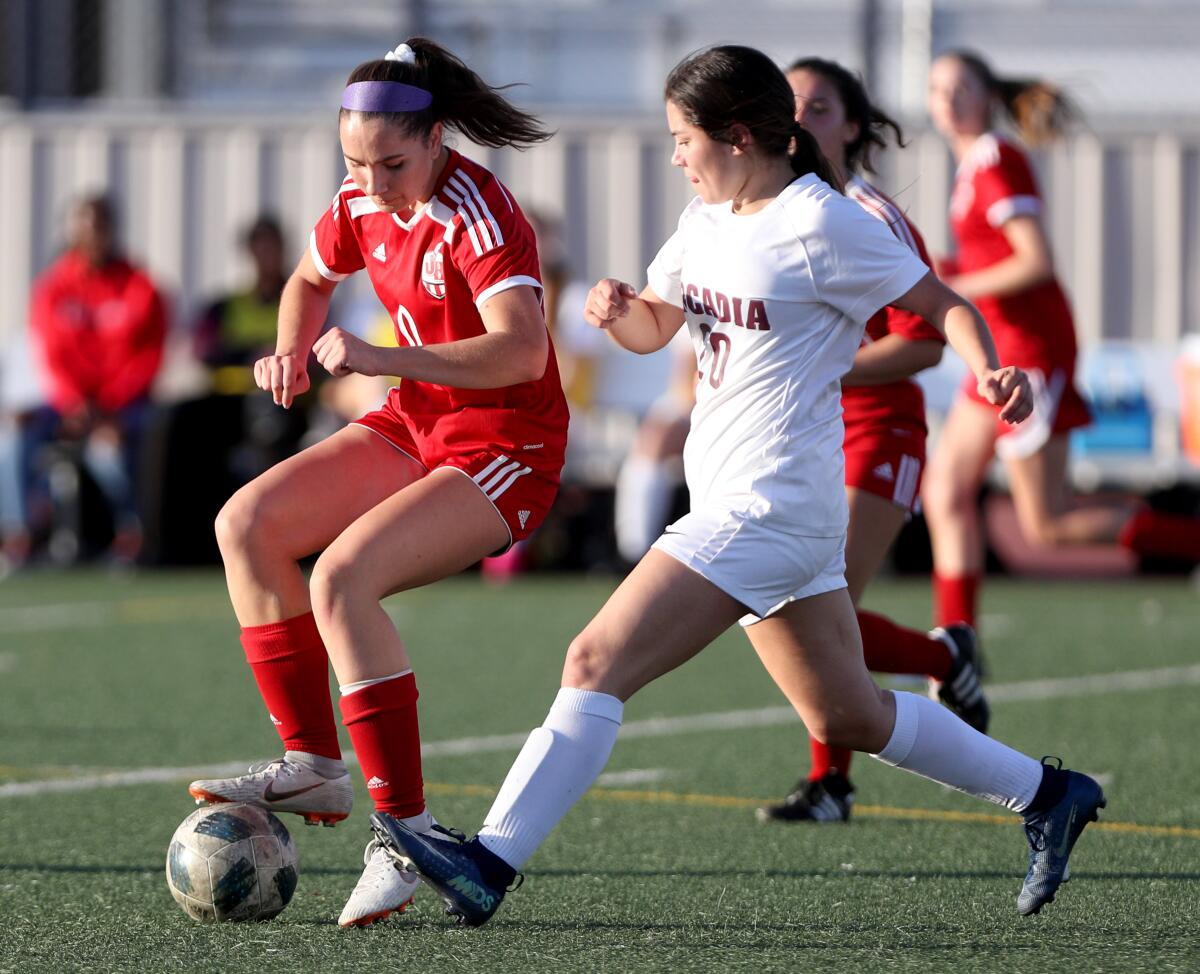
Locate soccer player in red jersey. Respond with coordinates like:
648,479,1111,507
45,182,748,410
757,58,988,825
186,39,568,927
922,50,1200,631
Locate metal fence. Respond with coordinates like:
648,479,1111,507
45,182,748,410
3,112,1199,356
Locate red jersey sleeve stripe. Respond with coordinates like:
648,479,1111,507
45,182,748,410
444,184,494,252
450,170,506,245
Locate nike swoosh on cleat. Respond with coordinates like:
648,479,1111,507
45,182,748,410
1053,803,1079,858
263,780,325,802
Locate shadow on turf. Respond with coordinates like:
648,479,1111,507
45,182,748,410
7,863,1200,885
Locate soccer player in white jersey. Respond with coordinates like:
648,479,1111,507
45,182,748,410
374,45,1105,923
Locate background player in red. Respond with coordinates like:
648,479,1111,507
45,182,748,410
757,58,988,825
185,38,568,928
922,50,1200,632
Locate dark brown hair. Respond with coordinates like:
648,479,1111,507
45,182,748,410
665,45,843,192
943,49,1077,145
787,57,905,175
340,37,552,149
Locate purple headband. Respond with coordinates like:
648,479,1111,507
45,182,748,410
341,81,432,113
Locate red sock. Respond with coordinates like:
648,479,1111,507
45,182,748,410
1118,507,1200,563
858,609,953,680
339,674,425,817
933,572,979,628
809,739,853,781
241,612,341,759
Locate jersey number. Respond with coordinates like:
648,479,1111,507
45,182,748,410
699,324,731,389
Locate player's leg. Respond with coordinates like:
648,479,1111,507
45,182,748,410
760,486,940,823
614,409,689,562
921,396,998,627
371,549,747,924
306,465,515,926
191,426,424,823
747,590,1104,915
1005,435,1200,561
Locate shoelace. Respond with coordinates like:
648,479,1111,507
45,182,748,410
245,758,297,779
361,839,415,890
1023,817,1048,853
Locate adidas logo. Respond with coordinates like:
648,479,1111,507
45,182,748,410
366,775,389,789
873,462,894,482
269,713,283,726
518,510,530,529
372,242,387,262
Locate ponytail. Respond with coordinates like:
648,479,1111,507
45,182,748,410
340,37,552,149
947,49,1077,145
787,57,905,175
790,122,844,192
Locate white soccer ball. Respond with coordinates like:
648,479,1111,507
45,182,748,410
166,803,299,922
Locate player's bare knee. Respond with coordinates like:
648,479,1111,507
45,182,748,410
562,631,616,690
214,490,258,558
308,552,360,624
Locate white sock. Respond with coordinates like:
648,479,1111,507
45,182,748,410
871,691,1043,813
284,749,347,779
614,455,677,562
477,687,624,869
338,669,412,696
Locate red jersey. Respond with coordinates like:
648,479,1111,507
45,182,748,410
310,149,568,463
840,177,943,433
29,251,166,414
949,133,1077,366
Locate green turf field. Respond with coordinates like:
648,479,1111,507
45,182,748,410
1,570,1198,973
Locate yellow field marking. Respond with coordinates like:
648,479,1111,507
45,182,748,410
425,782,1200,841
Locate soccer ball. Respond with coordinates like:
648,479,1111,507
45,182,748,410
166,803,299,922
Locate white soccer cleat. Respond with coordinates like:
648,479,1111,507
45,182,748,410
188,757,353,826
338,838,422,927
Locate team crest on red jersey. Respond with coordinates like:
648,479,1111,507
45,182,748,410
421,242,446,299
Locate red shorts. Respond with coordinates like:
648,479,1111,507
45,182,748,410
843,422,926,514
961,365,1091,460
352,401,562,551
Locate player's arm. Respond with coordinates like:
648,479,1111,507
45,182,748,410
841,333,943,386
583,279,684,354
947,215,1054,300
313,284,549,389
891,271,1031,424
255,249,338,408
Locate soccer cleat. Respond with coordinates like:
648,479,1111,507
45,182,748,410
1017,764,1105,916
370,813,514,927
929,624,990,733
755,771,854,823
188,757,353,826
338,838,422,928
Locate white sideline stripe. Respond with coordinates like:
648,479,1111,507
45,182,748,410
597,768,669,787
3,663,1199,799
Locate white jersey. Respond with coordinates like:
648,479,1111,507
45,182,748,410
647,173,929,537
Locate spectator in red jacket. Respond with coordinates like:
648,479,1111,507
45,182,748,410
22,195,167,563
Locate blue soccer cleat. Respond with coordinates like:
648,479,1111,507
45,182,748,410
370,813,518,926
1017,764,1105,916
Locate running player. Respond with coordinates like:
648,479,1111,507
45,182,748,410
923,50,1200,630
185,39,568,927
374,45,1104,924
758,57,987,825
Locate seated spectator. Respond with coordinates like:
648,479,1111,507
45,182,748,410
21,195,167,564
193,215,287,385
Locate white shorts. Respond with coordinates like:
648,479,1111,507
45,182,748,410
652,508,847,628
